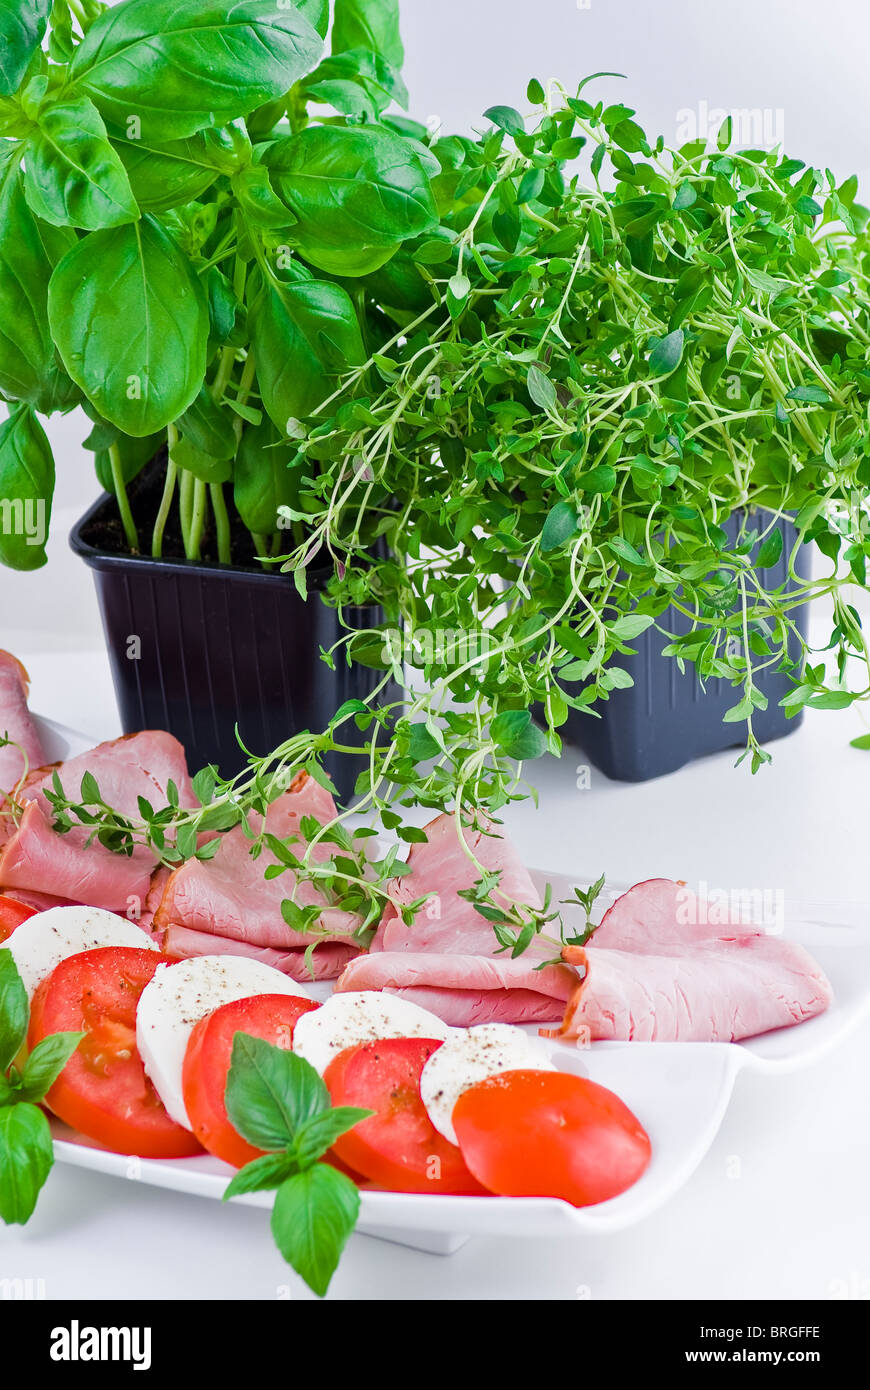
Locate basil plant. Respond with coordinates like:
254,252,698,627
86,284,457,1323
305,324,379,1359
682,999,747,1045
0,0,436,569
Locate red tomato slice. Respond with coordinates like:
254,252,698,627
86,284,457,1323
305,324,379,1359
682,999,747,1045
182,993,320,1168
28,946,201,1158
0,894,37,942
452,1069,651,1206
324,1036,486,1195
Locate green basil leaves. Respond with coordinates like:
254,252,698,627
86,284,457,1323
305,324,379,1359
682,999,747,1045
23,95,139,229
0,405,54,570
48,215,209,434
261,124,438,275
0,950,82,1225
69,0,326,141
223,1034,370,1297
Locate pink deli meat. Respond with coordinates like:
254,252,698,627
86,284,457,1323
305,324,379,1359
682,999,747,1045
0,652,47,791
161,923,360,983
337,812,833,1041
152,772,363,978
0,732,196,912
338,811,574,1024
373,811,543,955
335,950,578,1026
552,878,833,1042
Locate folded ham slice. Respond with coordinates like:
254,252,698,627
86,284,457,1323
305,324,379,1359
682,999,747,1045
152,772,363,978
552,879,833,1043
162,923,360,983
0,652,46,791
373,811,543,955
336,826,833,1041
335,951,578,1026
336,811,573,1023
0,731,196,912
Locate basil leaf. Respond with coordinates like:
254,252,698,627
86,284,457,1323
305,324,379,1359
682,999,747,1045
48,215,209,435
292,1107,372,1168
0,143,76,411
261,124,437,277
225,1034,329,1151
19,1031,83,1103
270,1165,359,1298
169,434,233,484
176,387,237,462
0,1102,53,1225
0,0,51,96
302,47,407,119
223,1151,297,1200
0,405,54,571
23,96,139,230
69,0,326,142
234,415,300,535
331,0,404,70
251,277,366,431
110,128,238,214
0,950,28,1073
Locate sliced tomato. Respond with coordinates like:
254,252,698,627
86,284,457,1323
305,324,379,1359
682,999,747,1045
324,1036,486,1195
28,946,201,1158
0,894,37,942
452,1069,651,1206
182,993,320,1168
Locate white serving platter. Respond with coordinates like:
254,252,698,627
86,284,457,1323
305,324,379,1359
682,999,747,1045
33,718,870,1255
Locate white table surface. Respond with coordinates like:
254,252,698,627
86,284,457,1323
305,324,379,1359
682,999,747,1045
1,643,869,1301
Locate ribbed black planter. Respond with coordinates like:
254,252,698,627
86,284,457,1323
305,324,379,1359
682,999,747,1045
70,486,392,803
563,513,811,781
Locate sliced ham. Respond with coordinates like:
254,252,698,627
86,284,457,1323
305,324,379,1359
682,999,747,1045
337,840,833,1041
0,800,156,911
335,950,578,1025
153,772,363,956
0,652,46,791
552,879,833,1042
23,731,197,818
373,811,542,955
161,923,359,982
1,886,82,912
0,731,196,912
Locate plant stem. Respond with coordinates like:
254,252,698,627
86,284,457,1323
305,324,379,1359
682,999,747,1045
188,478,208,561
152,435,178,559
210,482,232,564
178,468,194,556
108,443,139,552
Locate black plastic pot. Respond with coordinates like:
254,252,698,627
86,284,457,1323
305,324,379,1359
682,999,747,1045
562,513,811,781
70,488,392,803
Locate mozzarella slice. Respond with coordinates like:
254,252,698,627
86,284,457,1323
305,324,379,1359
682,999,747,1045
4,905,156,999
420,1023,556,1146
292,990,451,1076
136,955,312,1130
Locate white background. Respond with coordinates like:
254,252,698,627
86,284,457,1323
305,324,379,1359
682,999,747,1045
1,0,869,1302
